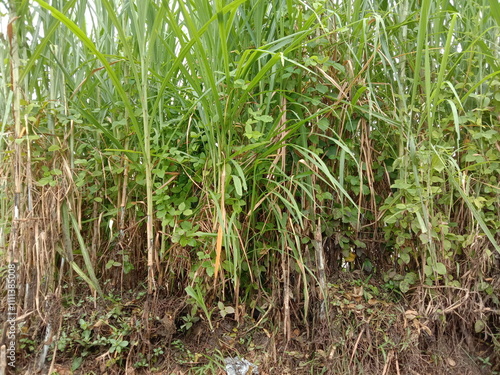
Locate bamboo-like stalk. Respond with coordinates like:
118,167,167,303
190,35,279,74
313,218,327,321
8,1,21,267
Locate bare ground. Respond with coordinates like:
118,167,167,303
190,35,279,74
10,275,500,375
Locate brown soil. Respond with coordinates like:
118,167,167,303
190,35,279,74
10,276,500,375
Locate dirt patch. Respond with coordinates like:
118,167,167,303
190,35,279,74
7,276,499,375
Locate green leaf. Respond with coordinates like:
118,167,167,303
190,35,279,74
232,175,243,197
390,180,413,190
234,79,247,88
38,177,52,186
424,265,433,277
105,260,120,269
71,357,83,371
255,114,273,123
434,262,447,275
405,272,418,284
474,319,485,333
399,280,410,293
351,86,367,106
317,118,329,131
489,0,500,27
399,252,410,264
419,233,430,244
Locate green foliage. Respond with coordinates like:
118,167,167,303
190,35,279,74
185,284,214,331
2,0,500,371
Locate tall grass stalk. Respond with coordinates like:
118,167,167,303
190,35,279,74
7,1,22,266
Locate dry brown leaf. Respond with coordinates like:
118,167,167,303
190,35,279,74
51,365,72,375
353,285,364,297
405,310,419,320
420,324,433,336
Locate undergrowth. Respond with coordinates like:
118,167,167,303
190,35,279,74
1,0,500,373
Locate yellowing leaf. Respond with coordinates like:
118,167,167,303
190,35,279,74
214,225,223,282
344,252,356,262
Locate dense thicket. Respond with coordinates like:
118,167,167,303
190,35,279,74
1,0,500,373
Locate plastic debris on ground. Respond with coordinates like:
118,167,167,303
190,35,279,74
224,356,259,375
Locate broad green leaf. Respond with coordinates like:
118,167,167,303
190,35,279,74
434,262,447,275
232,175,243,197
